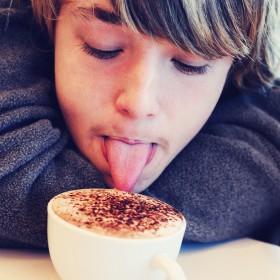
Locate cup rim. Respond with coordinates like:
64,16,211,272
47,191,186,243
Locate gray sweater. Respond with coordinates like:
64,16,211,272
1,5,280,249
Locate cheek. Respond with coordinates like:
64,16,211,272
165,75,227,149
165,80,222,120
55,55,110,120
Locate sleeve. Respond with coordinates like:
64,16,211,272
0,11,105,248
144,88,280,244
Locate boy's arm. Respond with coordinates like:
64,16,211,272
0,10,104,249
144,87,280,244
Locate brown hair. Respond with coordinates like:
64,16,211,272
31,0,280,91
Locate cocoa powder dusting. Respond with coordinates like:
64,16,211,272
52,189,185,238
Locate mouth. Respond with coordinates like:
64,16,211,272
100,135,158,192
101,136,157,164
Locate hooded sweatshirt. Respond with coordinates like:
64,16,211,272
0,2,280,248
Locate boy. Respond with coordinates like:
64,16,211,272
0,0,280,248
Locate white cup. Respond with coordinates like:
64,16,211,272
47,189,187,280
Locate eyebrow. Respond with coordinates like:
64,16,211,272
73,5,122,25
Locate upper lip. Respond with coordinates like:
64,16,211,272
103,136,154,145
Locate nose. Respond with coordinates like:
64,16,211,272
115,54,160,119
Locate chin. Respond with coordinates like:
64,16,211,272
132,178,154,193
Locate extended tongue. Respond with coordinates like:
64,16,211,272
105,139,151,192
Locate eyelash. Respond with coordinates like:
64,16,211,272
81,42,122,59
171,59,209,75
81,42,209,75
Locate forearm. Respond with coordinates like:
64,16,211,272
145,135,280,242
0,85,105,248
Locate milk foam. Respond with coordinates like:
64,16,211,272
52,189,185,238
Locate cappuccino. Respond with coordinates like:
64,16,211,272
52,189,185,238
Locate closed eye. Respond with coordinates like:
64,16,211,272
81,42,209,75
81,42,123,59
171,58,209,75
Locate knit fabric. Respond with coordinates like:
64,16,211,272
1,4,280,248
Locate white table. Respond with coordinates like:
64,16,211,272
178,238,280,280
0,238,279,280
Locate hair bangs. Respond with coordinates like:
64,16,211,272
110,0,251,59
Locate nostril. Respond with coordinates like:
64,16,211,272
119,108,130,116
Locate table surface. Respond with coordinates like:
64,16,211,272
0,238,279,280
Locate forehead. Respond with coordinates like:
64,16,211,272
63,0,121,24
63,0,114,12
61,0,246,59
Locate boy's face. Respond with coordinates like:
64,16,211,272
55,0,233,193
